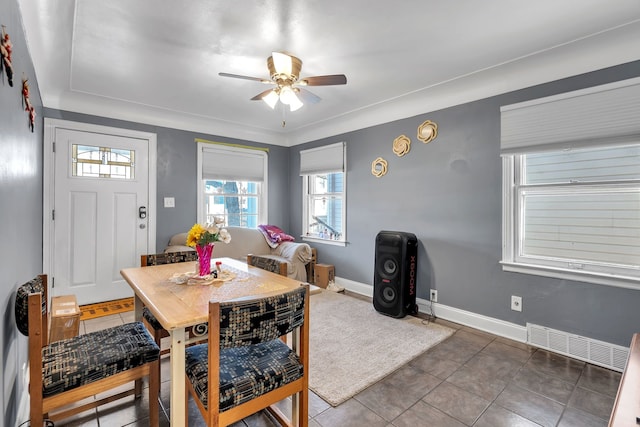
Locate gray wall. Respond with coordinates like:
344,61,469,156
0,0,44,425
42,110,291,253
289,61,640,347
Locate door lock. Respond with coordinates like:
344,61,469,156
138,206,147,219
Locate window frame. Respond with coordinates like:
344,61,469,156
501,150,640,289
196,142,268,227
302,171,347,246
300,142,347,246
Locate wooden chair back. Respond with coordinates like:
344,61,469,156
186,285,309,426
141,250,198,266
246,254,288,276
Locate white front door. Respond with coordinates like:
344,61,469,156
44,120,156,305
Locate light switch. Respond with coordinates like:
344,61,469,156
164,197,175,208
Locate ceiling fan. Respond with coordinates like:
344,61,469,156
219,52,347,112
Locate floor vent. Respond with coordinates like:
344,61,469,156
527,323,628,372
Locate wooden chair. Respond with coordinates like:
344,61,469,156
185,285,309,427
140,250,197,267
140,251,199,351
140,250,199,386
14,275,160,426
247,254,288,276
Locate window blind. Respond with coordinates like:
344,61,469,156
300,142,345,175
201,146,266,182
501,77,640,155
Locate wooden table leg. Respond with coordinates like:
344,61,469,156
170,327,186,425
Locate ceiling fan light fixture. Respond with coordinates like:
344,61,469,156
262,90,279,109
267,52,302,81
288,94,304,111
279,85,296,105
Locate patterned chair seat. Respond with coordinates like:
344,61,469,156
42,321,159,397
142,306,163,331
185,339,303,412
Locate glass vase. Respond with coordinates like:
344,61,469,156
195,243,214,277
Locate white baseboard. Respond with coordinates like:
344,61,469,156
336,276,528,343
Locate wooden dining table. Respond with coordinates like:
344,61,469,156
120,257,304,425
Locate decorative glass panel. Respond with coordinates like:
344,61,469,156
72,144,135,179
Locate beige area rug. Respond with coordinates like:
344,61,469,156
309,290,455,406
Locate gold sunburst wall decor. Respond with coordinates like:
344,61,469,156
392,135,411,157
371,157,388,178
417,120,438,143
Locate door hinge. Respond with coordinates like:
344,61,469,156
52,277,54,288
52,142,55,153
52,209,55,220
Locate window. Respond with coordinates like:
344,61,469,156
72,144,134,179
300,142,346,245
501,78,640,288
197,142,267,227
203,180,260,227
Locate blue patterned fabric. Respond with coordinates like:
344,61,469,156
185,286,307,412
219,287,306,349
15,275,46,336
144,251,197,266
42,321,159,397
142,306,163,330
248,255,285,275
185,340,303,411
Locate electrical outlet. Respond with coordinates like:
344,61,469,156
430,289,438,303
511,295,522,312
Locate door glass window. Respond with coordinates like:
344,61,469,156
72,144,135,179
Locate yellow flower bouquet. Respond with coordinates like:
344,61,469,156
186,218,231,276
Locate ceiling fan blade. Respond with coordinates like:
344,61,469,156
297,88,321,104
299,74,347,86
272,52,292,75
250,88,277,101
219,72,272,84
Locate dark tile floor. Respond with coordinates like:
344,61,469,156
56,295,620,426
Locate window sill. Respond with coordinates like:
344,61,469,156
301,236,347,247
500,261,640,290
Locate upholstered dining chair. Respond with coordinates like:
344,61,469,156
15,274,160,426
246,254,288,276
185,285,309,427
140,250,199,383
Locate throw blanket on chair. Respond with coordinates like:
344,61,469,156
258,225,296,248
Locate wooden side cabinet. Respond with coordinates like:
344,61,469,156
609,333,640,426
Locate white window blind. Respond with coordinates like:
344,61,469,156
300,142,345,175
201,145,266,182
501,77,640,155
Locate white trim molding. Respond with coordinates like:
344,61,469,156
336,276,528,343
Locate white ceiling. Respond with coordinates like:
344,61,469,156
18,0,640,146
